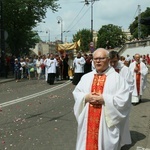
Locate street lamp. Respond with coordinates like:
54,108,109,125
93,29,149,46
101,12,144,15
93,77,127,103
85,0,100,42
57,16,63,43
46,29,50,42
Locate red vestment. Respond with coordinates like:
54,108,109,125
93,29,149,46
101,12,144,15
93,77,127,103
136,63,141,95
86,74,106,150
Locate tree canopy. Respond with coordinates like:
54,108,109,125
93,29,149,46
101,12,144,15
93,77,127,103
3,0,60,56
129,7,150,39
97,24,126,49
72,29,91,52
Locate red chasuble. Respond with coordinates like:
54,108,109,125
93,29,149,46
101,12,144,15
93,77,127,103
86,74,107,150
136,63,141,95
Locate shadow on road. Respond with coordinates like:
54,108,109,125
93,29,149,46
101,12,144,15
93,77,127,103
121,130,146,150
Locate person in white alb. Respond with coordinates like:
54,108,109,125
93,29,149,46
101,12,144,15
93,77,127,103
73,48,131,150
47,53,57,85
129,53,148,105
72,52,85,85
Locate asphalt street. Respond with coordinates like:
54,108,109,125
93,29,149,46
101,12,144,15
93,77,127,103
0,79,77,150
0,76,150,150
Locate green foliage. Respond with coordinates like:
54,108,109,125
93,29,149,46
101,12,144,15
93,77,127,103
129,7,150,39
3,0,59,56
97,24,126,49
73,29,91,52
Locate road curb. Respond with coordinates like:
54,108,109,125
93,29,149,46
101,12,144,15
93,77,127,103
0,78,15,84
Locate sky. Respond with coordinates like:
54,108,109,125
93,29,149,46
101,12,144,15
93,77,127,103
34,0,150,43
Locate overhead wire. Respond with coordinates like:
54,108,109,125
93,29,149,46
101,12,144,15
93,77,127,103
64,4,85,32
67,5,91,31
131,6,138,23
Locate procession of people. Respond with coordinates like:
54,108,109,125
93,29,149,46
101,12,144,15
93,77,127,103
11,51,149,103
1,47,149,150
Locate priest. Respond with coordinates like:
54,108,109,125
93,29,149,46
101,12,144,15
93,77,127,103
129,53,148,105
109,51,134,93
73,48,131,150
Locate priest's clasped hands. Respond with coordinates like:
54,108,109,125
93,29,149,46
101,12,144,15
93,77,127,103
85,92,105,105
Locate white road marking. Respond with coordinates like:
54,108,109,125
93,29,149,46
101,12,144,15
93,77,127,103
0,81,71,108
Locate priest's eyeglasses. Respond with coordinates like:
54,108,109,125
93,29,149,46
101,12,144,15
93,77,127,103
93,57,108,62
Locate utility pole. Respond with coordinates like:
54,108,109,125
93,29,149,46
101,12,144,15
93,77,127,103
138,5,141,39
85,0,100,42
91,1,94,42
57,16,63,43
85,0,99,52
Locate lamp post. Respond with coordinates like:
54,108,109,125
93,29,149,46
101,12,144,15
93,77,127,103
46,29,51,53
46,29,50,42
85,0,99,42
57,16,63,43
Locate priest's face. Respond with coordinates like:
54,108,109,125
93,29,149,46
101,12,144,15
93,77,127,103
93,49,109,73
134,54,141,63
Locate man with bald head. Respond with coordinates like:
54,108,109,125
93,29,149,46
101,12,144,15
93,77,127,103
73,48,131,150
129,53,148,105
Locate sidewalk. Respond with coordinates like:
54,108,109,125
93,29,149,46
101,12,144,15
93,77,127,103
0,76,14,84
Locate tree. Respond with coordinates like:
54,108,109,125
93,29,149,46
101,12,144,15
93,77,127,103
73,29,91,52
97,24,126,49
3,0,60,56
129,7,150,39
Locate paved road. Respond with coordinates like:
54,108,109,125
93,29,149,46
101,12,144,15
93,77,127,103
0,79,77,150
0,76,150,150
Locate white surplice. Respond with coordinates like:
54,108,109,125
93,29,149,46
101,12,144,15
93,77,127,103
129,61,148,103
115,61,134,93
47,58,57,74
73,67,131,150
73,57,85,73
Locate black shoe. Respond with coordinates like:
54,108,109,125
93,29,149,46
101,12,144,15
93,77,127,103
132,103,137,106
139,99,142,103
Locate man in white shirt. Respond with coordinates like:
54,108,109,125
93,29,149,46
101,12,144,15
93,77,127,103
72,52,85,85
47,53,57,85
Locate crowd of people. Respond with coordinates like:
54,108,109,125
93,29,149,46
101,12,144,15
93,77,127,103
1,51,149,105
1,51,149,90
9,53,70,83
72,48,149,150
1,52,94,84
